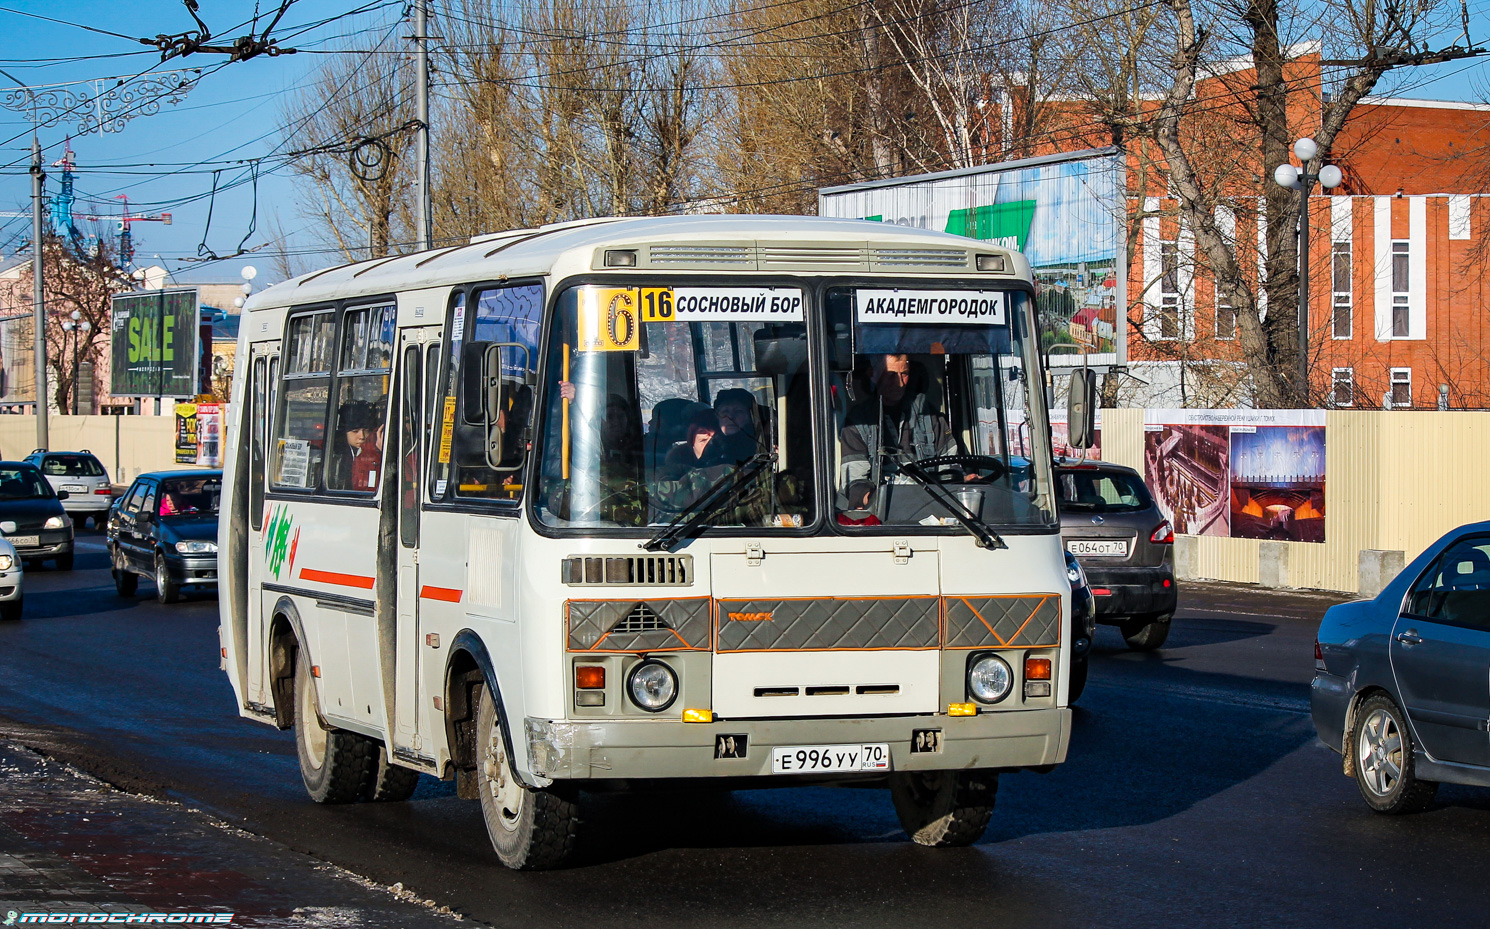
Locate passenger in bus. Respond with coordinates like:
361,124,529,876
840,353,955,486
662,408,721,475
711,388,767,465
352,410,384,491
329,400,381,491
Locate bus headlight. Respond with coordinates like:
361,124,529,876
967,655,1013,704
175,541,218,554
627,660,678,712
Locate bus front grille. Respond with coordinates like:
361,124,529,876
561,554,693,587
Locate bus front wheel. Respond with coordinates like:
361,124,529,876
294,658,375,804
474,682,578,870
889,770,998,847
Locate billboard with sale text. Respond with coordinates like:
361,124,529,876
110,288,200,398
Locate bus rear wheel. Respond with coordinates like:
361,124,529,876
365,744,421,802
293,659,375,804
889,770,998,847
474,682,578,870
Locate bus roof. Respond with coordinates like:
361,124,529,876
246,214,1025,310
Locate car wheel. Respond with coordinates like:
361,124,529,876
1353,693,1438,814
1068,655,1089,703
55,552,73,571
0,597,20,621
293,658,376,804
1121,612,1172,651
365,744,421,802
888,770,998,847
475,680,579,870
113,561,138,597
154,553,180,604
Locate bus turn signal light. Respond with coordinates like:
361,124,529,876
682,708,713,723
1025,657,1052,681
575,666,606,690
947,702,978,716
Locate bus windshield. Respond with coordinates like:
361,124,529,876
535,283,815,529
828,286,1055,531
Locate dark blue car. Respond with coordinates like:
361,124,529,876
1313,521,1490,813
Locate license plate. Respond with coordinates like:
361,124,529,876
1067,539,1129,557
771,743,890,774
7,535,38,547
61,484,87,493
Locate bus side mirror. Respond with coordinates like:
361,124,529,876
1067,369,1097,449
482,344,505,469
482,342,531,472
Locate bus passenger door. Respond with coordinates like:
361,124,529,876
244,345,279,709
393,328,440,754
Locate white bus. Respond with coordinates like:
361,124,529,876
219,215,1078,869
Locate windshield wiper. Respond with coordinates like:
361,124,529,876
896,459,1007,550
643,453,776,552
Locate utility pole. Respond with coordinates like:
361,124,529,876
30,133,48,450
414,0,432,250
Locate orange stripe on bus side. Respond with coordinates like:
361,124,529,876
299,568,376,589
420,586,463,603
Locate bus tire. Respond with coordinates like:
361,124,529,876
366,745,421,802
474,682,578,870
294,658,375,804
889,770,998,847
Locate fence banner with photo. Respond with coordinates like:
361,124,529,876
1143,409,1326,543
174,402,198,464
110,288,200,398
195,402,222,467
0,313,35,404
818,148,1126,368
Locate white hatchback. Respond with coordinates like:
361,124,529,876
25,450,114,521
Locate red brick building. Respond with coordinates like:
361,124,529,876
1042,49,1490,408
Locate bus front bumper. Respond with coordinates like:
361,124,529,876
524,708,1070,781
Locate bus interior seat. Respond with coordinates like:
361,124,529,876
645,398,709,471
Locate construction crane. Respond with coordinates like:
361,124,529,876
1,148,169,267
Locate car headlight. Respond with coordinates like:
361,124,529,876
626,660,678,712
0,554,13,570
967,654,1013,704
175,540,218,554
43,515,66,529
1065,552,1088,590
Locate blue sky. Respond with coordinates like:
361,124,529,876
1,0,1488,287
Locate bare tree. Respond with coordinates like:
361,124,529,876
1082,0,1476,407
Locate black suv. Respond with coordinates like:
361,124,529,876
1056,460,1177,650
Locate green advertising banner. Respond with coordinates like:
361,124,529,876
110,289,200,398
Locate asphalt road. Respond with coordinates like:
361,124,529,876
4,533,1490,928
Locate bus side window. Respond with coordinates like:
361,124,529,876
399,345,421,548
250,356,267,531
453,283,542,502
325,303,395,494
272,312,336,491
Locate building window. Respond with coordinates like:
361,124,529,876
1215,290,1235,340
1159,240,1180,339
1389,367,1411,409
1331,367,1354,407
1332,242,1352,339
1391,241,1409,338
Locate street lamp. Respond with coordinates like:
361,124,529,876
1273,137,1343,405
60,309,89,414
